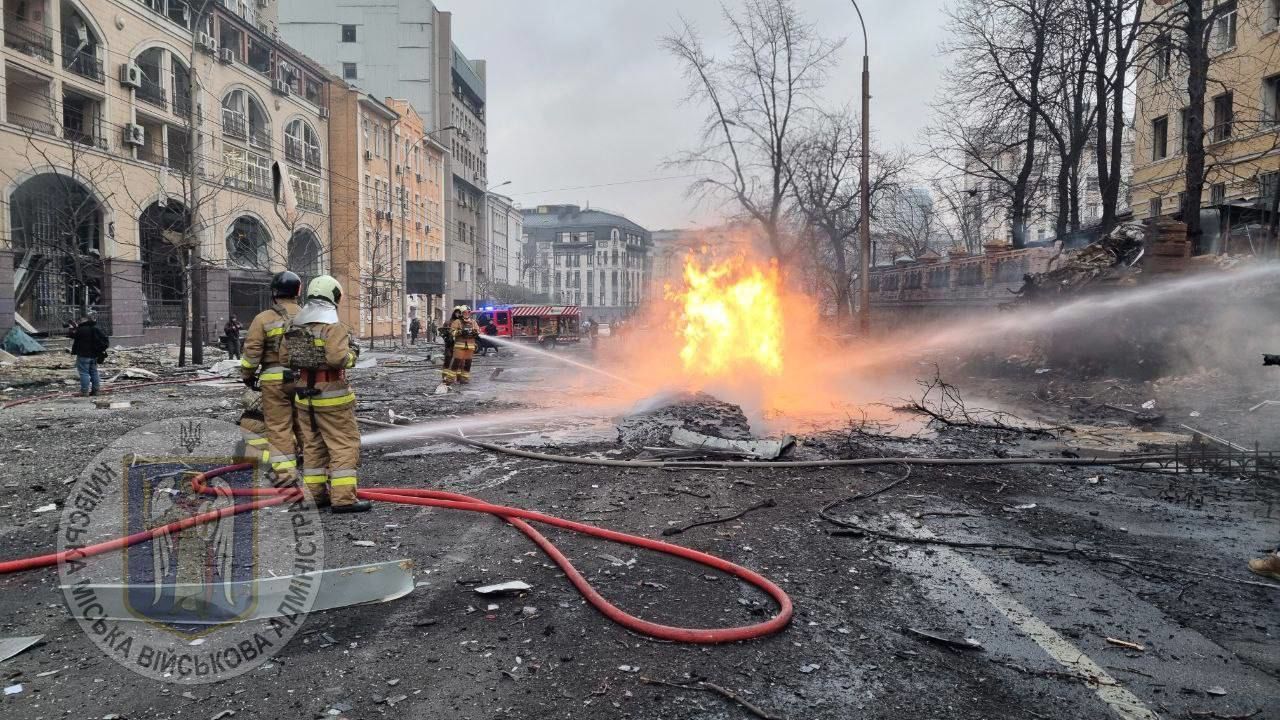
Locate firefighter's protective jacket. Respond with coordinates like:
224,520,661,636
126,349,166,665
450,318,481,351
240,300,300,384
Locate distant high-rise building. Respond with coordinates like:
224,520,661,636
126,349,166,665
278,1,488,307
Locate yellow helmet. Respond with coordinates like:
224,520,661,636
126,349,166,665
458,305,472,313
307,275,343,304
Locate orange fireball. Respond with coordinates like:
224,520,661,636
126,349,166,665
666,257,785,377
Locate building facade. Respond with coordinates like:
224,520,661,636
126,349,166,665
521,204,651,323
1130,0,1280,254
484,191,520,293
276,0,488,309
0,0,331,344
384,98,446,327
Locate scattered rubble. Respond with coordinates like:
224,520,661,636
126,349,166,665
1013,222,1146,302
618,392,754,449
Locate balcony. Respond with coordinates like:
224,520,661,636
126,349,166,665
62,44,103,82
4,24,53,63
249,127,271,152
173,91,192,119
298,196,324,213
63,126,107,149
9,111,55,135
138,82,167,111
285,137,303,165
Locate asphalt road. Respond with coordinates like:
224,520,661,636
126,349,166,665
0,344,1276,719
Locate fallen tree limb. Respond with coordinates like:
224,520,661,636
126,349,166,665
641,676,786,720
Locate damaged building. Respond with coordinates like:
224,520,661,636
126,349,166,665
0,0,331,344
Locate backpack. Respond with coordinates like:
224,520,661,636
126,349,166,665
281,306,327,371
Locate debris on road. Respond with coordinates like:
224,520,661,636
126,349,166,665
662,498,777,536
904,628,985,651
0,635,43,663
1105,637,1146,652
474,580,532,596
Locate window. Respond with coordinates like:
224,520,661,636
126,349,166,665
341,24,357,42
1210,182,1226,206
1151,116,1169,160
1269,0,1280,31
1153,34,1172,79
1211,92,1233,142
284,119,322,172
342,63,357,80
1261,172,1280,208
457,262,467,282
1265,76,1280,126
1213,0,1237,51
1149,197,1162,218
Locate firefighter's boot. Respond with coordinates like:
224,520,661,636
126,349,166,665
302,476,331,509
330,483,371,513
1248,552,1280,581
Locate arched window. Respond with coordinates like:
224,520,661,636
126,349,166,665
221,88,270,150
139,201,189,325
284,119,322,172
9,172,105,331
226,216,271,269
288,229,322,279
61,3,104,82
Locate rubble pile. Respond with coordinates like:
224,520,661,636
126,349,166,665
1013,222,1146,301
617,392,753,448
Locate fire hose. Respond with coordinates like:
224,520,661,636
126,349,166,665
0,463,793,645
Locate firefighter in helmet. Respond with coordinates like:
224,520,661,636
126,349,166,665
444,305,482,384
239,271,303,487
288,275,371,513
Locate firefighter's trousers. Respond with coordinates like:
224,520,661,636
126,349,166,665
261,381,299,483
445,345,474,384
298,400,362,506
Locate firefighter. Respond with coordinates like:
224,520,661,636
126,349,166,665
440,306,461,382
288,275,371,513
445,306,482,384
240,271,303,487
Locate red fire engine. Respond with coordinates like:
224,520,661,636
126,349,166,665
475,305,581,346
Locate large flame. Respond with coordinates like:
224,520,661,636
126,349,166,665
667,257,785,377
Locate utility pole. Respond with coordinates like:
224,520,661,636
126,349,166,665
851,0,871,335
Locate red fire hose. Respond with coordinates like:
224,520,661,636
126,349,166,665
0,463,792,645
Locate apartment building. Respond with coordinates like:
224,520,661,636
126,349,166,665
276,0,489,309
484,191,519,293
384,98,446,327
521,204,651,323
0,0,331,344
1131,0,1280,254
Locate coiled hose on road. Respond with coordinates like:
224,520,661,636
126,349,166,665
0,463,794,645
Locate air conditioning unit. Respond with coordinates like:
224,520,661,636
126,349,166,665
364,149,373,161
119,63,142,88
272,79,290,96
318,107,330,120
123,124,145,147
218,47,234,64
257,0,269,7
196,33,216,53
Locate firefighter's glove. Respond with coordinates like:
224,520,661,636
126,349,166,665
242,374,260,391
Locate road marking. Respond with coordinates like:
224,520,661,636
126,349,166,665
890,513,1159,720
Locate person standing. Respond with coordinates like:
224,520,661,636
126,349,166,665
409,317,421,345
240,272,303,488
288,275,371,513
440,306,461,381
223,317,242,359
444,306,481,384
69,313,109,396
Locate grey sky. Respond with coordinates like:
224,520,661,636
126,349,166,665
450,0,950,231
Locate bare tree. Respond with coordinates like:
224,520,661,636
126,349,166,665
929,174,986,254
1087,0,1145,232
663,0,842,266
881,186,946,259
787,111,907,319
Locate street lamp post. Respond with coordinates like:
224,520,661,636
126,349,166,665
851,0,872,335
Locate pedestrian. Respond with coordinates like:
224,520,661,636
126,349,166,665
440,307,461,377
478,316,499,356
409,317,421,345
444,306,481,384
240,271,303,489
69,313,109,397
427,319,437,344
223,316,242,359
287,275,371,513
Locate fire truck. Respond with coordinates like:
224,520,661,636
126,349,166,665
475,305,581,346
